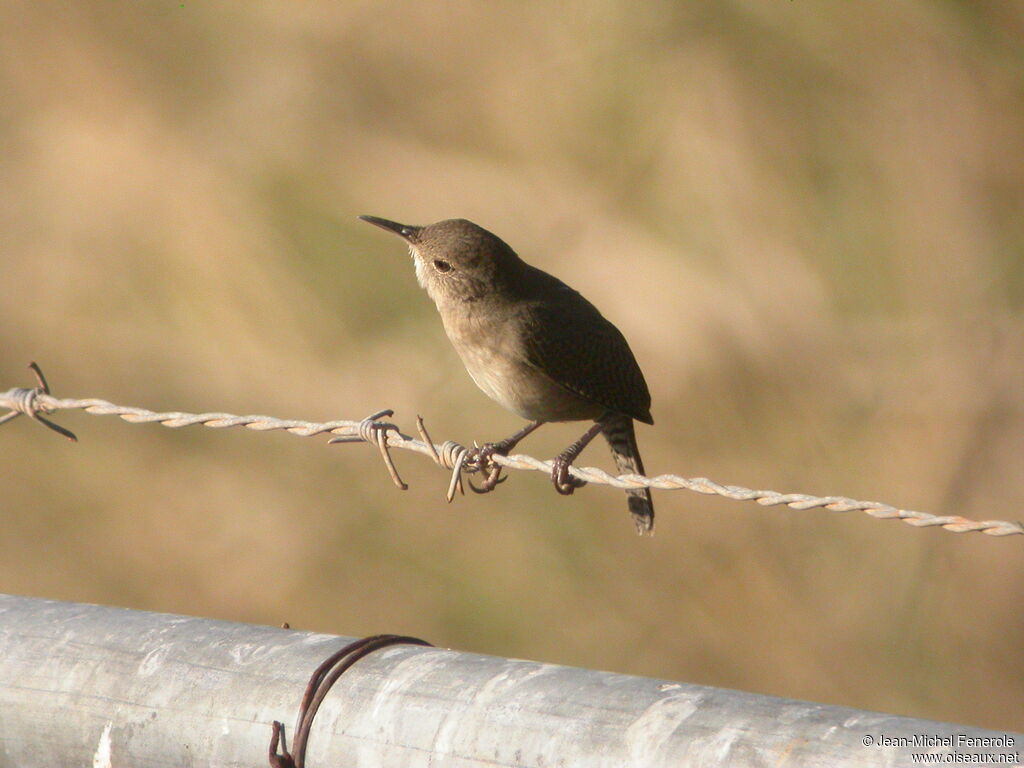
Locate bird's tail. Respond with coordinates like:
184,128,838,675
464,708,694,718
600,413,654,534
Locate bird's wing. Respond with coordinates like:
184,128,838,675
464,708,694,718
519,285,653,424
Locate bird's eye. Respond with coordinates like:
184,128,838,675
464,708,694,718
433,259,452,273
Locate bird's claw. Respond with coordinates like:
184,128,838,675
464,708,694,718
468,468,507,494
463,443,509,494
551,455,587,495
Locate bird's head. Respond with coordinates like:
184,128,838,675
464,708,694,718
360,216,523,305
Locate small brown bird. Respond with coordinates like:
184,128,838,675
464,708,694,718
361,216,655,533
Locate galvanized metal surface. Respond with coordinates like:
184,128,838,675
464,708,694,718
0,594,1019,767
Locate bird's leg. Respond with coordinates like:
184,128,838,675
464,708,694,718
467,420,544,493
551,421,605,495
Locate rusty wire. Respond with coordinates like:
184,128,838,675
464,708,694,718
2,363,1021,538
269,634,433,768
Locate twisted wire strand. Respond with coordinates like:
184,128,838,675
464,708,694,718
43,397,362,437
2,383,1021,538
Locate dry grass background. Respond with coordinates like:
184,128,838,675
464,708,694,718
2,0,1023,732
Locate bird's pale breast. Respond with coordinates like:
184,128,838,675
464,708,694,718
441,302,603,422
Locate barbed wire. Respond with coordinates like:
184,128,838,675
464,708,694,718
2,363,1021,537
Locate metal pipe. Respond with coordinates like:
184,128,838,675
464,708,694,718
0,594,1018,767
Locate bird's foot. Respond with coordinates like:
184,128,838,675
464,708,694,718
464,442,511,494
551,454,587,495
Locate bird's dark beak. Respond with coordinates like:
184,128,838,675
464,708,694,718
359,215,422,242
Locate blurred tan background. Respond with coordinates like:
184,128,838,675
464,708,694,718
2,0,1022,732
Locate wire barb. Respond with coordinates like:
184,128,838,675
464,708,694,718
447,447,469,503
0,362,78,442
415,415,467,500
2,364,1021,538
329,410,408,490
